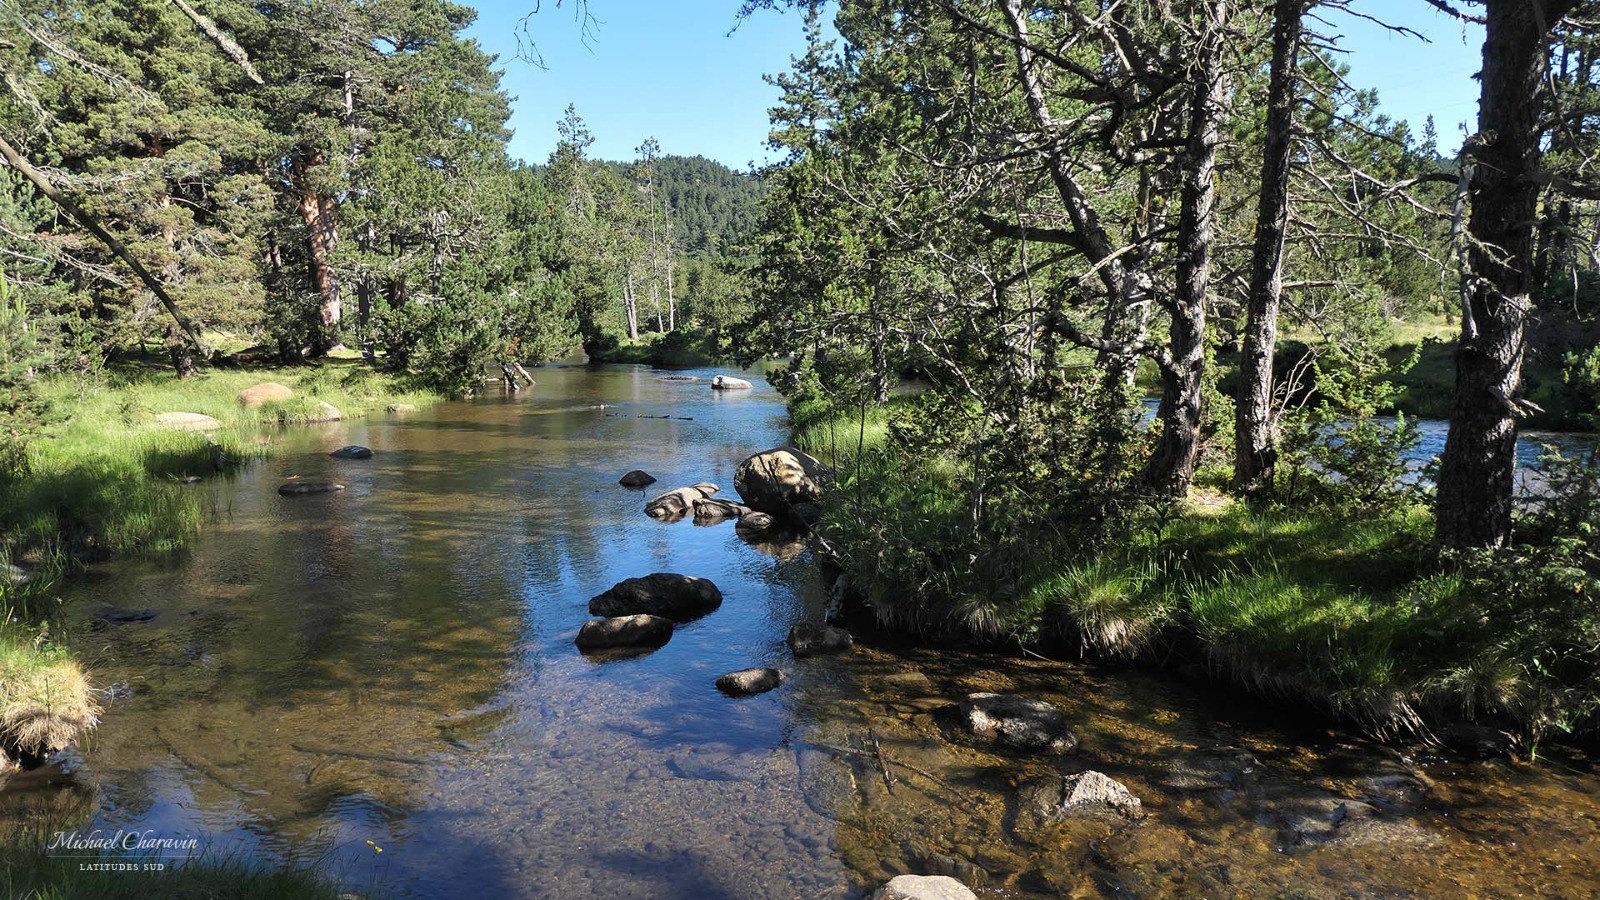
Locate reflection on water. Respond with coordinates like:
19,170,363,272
5,366,1600,898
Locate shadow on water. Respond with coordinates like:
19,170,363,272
2,365,1598,898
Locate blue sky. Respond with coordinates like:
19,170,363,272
465,1,1486,170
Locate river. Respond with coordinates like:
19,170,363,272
5,365,1600,898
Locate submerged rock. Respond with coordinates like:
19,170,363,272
588,573,723,621
734,447,829,514
330,446,373,460
92,607,158,627
279,482,345,496
236,382,293,407
960,693,1076,755
574,614,673,651
658,375,700,383
787,623,853,657
644,482,719,520
870,875,977,900
618,470,658,489
153,412,222,432
1018,771,1143,829
716,667,784,696
710,375,754,390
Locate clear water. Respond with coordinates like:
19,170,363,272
6,366,1600,898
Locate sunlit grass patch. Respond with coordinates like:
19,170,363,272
0,629,96,762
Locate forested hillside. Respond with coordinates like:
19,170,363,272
598,155,764,254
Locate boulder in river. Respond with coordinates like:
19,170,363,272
153,412,222,432
788,623,853,657
330,446,373,460
693,497,750,521
236,382,293,407
710,375,754,391
644,482,719,520
387,403,416,412
92,607,158,627
735,511,776,531
716,667,784,697
589,573,724,621
734,447,829,515
870,875,977,900
1018,771,1143,829
960,693,1076,754
619,470,658,489
279,482,345,496
574,614,674,651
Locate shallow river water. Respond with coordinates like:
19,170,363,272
6,365,1600,898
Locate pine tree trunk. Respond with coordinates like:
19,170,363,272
292,149,340,352
1144,0,1232,498
1435,0,1576,550
1234,0,1303,497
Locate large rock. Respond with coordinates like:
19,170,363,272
870,875,977,900
960,693,1076,755
589,573,723,621
330,445,373,460
692,497,750,521
716,667,784,697
644,483,719,520
387,403,416,413
1018,771,1143,829
236,382,293,407
279,482,345,496
307,401,343,423
710,375,754,391
788,623,853,657
574,614,673,651
619,470,657,489
734,447,829,515
153,412,222,432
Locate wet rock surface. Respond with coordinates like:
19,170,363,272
716,667,784,697
588,573,723,621
1016,771,1143,831
644,483,719,520
788,623,853,657
330,445,373,459
278,482,345,496
711,375,754,390
870,874,977,900
574,615,674,651
959,693,1076,755
618,470,657,488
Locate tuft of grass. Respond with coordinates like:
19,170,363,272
0,629,97,761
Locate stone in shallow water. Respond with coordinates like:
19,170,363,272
1018,771,1143,830
870,874,976,900
330,446,373,459
644,483,719,520
710,375,754,390
279,482,345,496
618,470,657,488
574,614,673,651
93,607,158,626
588,573,723,621
387,403,416,412
959,693,1076,754
716,667,784,696
787,623,853,657
693,497,750,521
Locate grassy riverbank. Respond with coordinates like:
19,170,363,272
795,398,1600,750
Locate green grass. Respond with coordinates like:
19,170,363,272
798,393,1597,744
1,363,435,563
0,842,355,900
588,327,722,368
0,625,95,762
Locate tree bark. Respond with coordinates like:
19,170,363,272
292,148,340,352
0,131,210,362
1144,0,1232,498
1435,0,1577,551
1234,0,1304,497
